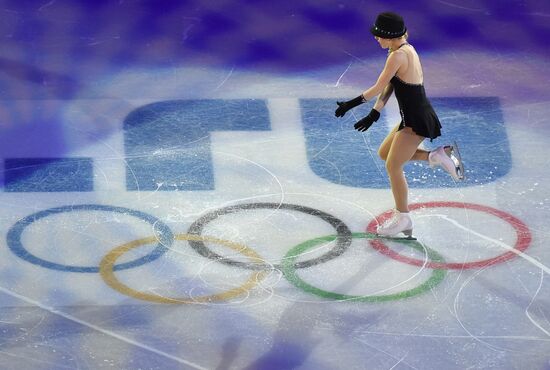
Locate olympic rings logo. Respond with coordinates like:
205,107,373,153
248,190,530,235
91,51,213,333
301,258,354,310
6,201,532,304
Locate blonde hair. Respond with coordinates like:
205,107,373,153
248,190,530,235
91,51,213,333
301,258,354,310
388,32,409,54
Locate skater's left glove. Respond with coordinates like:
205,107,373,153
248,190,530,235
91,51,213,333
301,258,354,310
354,109,380,132
335,95,365,118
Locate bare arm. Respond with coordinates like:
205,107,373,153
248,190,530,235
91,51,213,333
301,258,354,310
334,52,401,119
361,52,403,102
373,83,394,112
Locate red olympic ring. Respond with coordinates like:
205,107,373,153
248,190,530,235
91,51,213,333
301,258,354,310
366,201,532,270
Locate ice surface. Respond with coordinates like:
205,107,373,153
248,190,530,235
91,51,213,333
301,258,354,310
0,1,550,369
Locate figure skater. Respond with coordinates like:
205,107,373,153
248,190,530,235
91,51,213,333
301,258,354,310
334,11,464,238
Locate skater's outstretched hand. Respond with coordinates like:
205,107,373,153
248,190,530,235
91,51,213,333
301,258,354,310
334,95,365,117
354,109,380,132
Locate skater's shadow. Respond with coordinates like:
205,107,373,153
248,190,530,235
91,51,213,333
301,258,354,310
243,244,391,370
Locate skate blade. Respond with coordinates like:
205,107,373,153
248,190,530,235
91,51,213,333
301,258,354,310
450,141,465,180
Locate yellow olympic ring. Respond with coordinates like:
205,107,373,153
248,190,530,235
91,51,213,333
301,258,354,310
99,234,268,304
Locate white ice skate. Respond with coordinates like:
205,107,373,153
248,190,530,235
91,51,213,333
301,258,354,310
375,210,416,240
428,142,465,181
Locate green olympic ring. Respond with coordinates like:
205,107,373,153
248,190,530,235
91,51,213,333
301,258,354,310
11,201,530,304
281,233,447,302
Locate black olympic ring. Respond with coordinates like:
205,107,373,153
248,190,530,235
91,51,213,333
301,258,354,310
4,201,533,304
186,202,353,270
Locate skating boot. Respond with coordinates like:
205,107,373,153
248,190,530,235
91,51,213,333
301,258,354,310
428,142,465,180
375,210,415,240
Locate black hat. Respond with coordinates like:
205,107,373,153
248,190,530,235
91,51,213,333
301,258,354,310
370,12,407,39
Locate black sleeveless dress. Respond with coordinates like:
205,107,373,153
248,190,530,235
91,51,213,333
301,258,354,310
390,73,441,141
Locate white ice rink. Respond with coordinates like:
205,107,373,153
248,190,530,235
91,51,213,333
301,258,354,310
0,1,549,369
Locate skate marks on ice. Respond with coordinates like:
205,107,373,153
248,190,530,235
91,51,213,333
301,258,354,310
4,198,537,305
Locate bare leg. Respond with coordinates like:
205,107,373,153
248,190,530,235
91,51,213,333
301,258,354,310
379,124,429,162
411,148,429,161
377,124,401,161
385,128,425,212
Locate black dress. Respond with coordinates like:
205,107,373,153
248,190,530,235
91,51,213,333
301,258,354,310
390,74,441,141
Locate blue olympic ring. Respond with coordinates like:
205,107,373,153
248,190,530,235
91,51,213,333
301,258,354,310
6,204,173,273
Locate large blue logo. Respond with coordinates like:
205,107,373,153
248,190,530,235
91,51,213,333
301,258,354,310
302,97,510,188
3,97,511,191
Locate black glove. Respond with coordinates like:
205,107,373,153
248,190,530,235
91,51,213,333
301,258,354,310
354,109,380,132
334,95,365,117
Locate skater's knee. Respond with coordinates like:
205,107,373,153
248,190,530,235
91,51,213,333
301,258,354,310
385,158,403,174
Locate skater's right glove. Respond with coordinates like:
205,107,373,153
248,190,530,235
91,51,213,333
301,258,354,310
334,95,365,117
354,109,380,132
